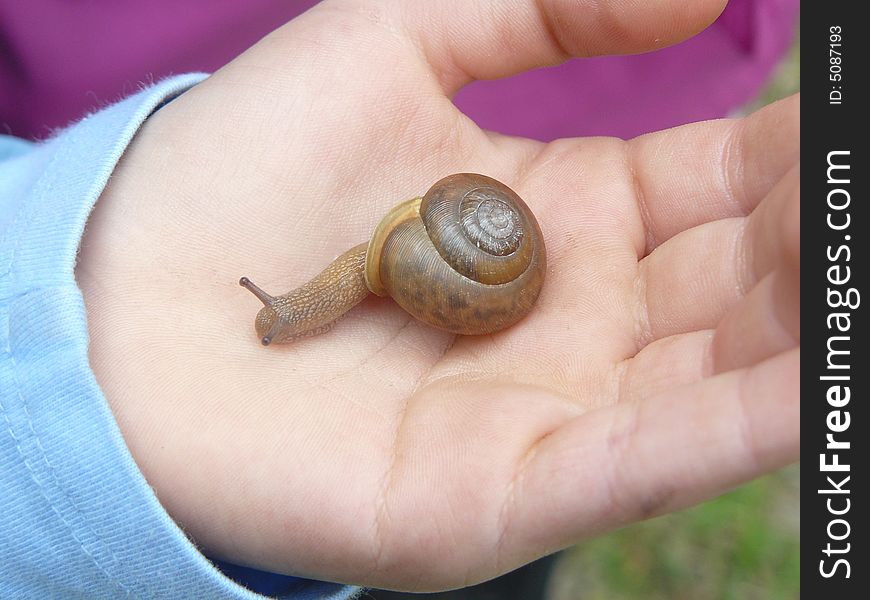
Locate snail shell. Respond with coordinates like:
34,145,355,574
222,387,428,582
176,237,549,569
367,173,546,335
240,173,546,344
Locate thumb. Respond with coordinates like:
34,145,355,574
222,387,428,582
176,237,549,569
397,0,728,94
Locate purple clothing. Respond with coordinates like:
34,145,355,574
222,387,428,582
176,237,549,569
2,0,797,141
457,0,799,139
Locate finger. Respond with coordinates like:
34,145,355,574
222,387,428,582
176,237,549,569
400,0,727,94
620,182,799,396
635,165,799,345
499,348,799,564
618,330,713,403
741,164,800,278
711,269,799,373
712,188,800,372
627,94,799,253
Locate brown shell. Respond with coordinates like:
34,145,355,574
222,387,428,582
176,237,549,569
376,173,546,335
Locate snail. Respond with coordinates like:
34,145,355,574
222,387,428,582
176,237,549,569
239,173,546,345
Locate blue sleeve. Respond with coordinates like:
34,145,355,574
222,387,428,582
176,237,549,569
0,74,362,600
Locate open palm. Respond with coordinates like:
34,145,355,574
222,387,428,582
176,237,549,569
76,0,800,591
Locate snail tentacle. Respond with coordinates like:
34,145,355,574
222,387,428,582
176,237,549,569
239,243,370,345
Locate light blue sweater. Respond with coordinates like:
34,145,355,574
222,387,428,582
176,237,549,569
1,74,361,600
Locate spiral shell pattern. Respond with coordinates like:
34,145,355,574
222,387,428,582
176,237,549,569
460,190,523,256
376,173,546,335
420,174,536,286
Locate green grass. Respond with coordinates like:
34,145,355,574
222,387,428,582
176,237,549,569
747,30,801,111
548,468,800,600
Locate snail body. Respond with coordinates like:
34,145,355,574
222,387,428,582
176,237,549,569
240,173,546,345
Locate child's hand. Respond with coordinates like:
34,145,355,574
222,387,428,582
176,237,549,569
76,0,798,590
